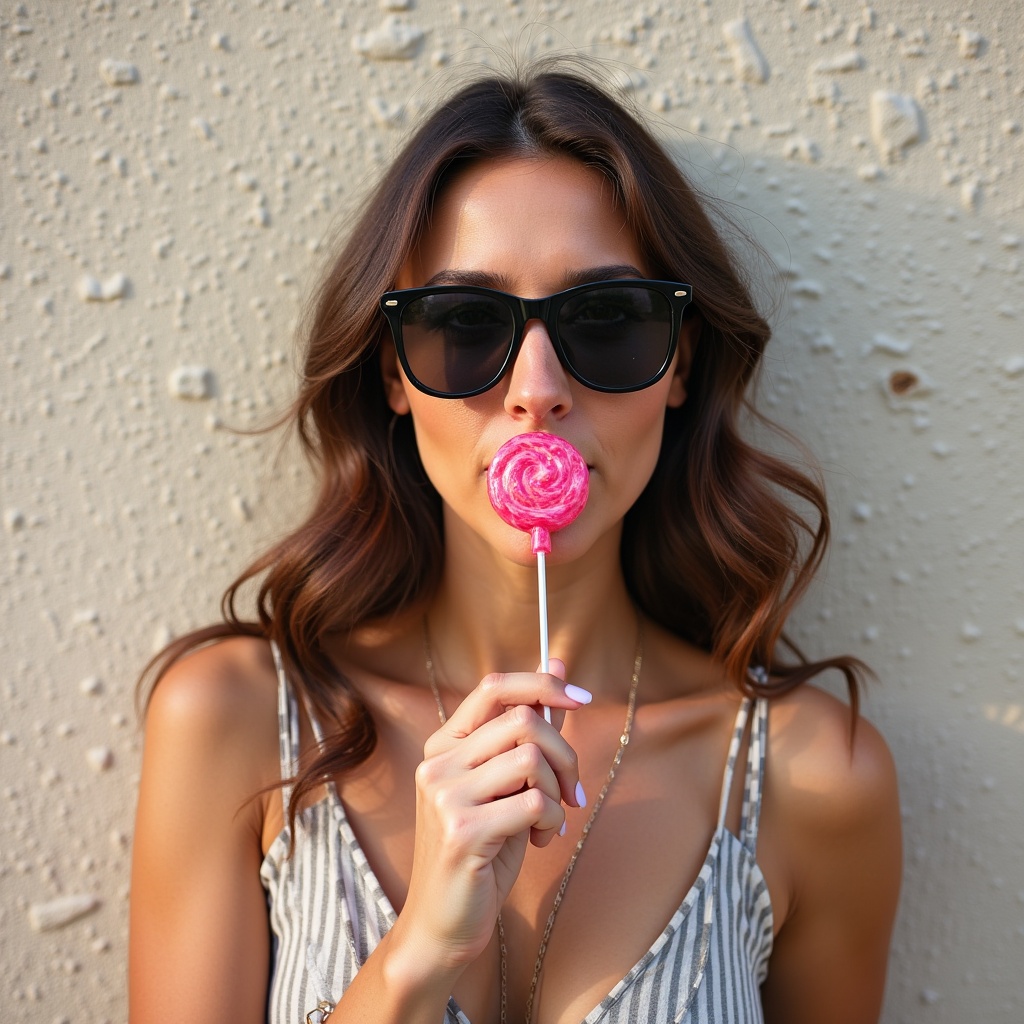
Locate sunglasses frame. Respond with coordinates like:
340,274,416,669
379,278,694,399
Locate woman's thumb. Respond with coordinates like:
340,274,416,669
542,657,567,681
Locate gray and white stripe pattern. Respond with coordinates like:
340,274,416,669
261,643,772,1024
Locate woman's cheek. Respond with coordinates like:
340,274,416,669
586,400,668,509
408,412,492,523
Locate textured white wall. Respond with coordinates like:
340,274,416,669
1,1,1022,1021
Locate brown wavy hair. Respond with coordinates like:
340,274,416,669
139,62,868,829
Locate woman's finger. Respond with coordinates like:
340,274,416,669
473,785,566,847
433,702,583,808
541,658,568,734
456,740,562,807
426,661,591,748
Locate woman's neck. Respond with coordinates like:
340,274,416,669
424,522,639,702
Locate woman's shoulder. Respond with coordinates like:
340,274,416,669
148,635,278,720
143,635,281,783
763,684,898,831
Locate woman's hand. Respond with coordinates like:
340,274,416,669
394,659,590,973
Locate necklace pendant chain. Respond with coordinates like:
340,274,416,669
423,617,644,1024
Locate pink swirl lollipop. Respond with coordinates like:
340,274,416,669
487,433,589,714
487,432,589,555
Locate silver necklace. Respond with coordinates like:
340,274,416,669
423,617,643,1024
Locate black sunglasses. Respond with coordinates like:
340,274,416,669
379,279,693,398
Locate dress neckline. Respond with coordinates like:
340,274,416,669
282,698,758,1024
263,642,771,1023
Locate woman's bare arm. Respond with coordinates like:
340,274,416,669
129,639,280,1024
760,689,902,1024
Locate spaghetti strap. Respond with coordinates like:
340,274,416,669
739,697,768,855
269,639,332,806
269,640,300,809
715,698,752,832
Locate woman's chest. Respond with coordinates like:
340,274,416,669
335,708,755,1022
268,794,770,1024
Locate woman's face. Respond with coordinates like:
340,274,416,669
382,154,696,567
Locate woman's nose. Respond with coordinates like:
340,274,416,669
503,319,573,423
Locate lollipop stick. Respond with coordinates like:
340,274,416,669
488,434,588,731
536,550,552,724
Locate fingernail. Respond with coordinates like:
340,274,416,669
559,819,567,837
564,683,593,704
575,781,587,808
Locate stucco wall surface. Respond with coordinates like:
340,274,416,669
1,1,1022,1022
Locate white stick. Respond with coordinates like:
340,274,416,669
537,550,552,724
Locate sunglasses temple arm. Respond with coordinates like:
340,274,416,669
536,550,552,725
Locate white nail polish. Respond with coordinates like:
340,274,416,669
564,683,593,704
575,781,587,808
559,819,567,837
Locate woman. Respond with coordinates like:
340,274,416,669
130,66,901,1024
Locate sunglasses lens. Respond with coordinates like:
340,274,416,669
400,292,514,395
557,285,673,389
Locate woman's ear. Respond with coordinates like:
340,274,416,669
665,314,701,409
380,338,412,415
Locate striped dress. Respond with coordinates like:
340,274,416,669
260,643,773,1023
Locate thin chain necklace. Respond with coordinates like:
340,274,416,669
423,617,643,1024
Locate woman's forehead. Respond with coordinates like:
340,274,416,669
399,155,646,290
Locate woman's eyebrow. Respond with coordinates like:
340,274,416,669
423,269,514,289
422,264,647,291
561,264,646,287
